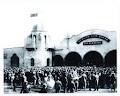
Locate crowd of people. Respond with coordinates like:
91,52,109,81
4,66,117,93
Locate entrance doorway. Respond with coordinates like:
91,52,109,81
64,52,82,66
104,50,117,67
53,55,64,66
11,53,19,67
83,51,103,67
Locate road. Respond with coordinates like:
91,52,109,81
4,83,117,94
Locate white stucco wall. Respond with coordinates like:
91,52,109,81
24,28,52,68
4,47,24,68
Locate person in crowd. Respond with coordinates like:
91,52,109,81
54,77,62,93
36,71,41,85
74,79,79,92
110,72,116,92
78,72,83,90
4,66,117,93
99,71,105,88
82,71,87,90
46,74,55,93
60,73,68,93
39,83,47,93
25,70,31,83
94,72,99,91
13,75,17,91
21,72,27,86
69,79,75,93
88,73,92,91
8,72,12,85
32,73,37,86
20,81,30,93
67,73,73,92
10,72,15,87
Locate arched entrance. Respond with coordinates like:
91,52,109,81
53,55,64,66
65,52,82,66
11,53,19,68
83,51,103,67
104,50,117,67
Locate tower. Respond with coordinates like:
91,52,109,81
24,24,51,68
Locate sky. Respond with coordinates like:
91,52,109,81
0,0,119,48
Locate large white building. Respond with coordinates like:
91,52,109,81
4,25,117,68
4,25,52,68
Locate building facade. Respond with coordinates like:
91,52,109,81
53,29,117,67
4,25,117,68
4,25,52,68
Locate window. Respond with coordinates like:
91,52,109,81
39,33,41,40
33,35,36,44
47,58,50,66
4,53,7,59
31,58,35,66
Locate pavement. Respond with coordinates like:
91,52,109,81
4,83,117,94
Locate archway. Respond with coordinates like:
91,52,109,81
104,50,117,67
11,53,19,68
83,51,103,67
53,55,64,66
64,52,82,66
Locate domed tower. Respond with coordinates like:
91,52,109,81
24,24,52,68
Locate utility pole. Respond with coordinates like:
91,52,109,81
66,34,70,50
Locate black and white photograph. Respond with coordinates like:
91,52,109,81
0,0,119,95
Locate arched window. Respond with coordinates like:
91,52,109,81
31,58,35,66
39,33,41,40
4,53,7,59
33,35,36,44
47,58,50,66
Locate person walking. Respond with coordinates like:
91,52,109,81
54,78,62,93
20,81,30,93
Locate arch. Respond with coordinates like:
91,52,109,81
11,53,19,68
64,52,82,66
83,51,103,67
31,58,35,66
104,50,117,67
53,55,64,66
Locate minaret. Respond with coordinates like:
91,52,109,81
24,13,51,68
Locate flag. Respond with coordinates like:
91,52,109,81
30,13,38,17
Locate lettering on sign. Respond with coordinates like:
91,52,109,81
76,34,110,44
83,41,102,45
